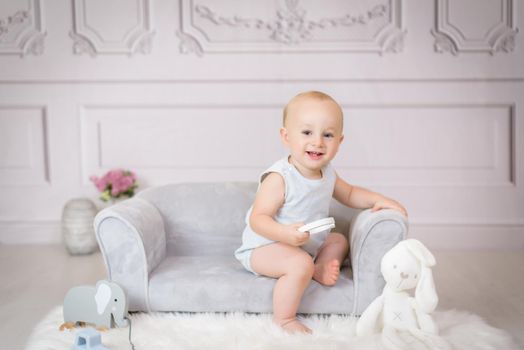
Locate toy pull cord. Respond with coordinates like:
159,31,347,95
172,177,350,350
125,317,136,350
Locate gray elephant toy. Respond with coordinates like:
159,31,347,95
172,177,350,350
60,280,129,331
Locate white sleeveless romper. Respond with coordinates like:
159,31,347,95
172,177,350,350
235,157,337,274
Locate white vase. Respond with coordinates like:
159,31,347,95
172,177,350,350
61,198,98,255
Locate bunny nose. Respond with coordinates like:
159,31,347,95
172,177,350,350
400,272,409,279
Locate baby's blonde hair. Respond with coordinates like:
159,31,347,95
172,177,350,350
283,91,343,127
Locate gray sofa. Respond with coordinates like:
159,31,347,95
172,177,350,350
94,182,407,316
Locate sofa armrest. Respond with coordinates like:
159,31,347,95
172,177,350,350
349,209,408,316
94,197,167,311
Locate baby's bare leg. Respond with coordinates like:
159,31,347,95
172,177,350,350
251,242,314,334
313,232,349,286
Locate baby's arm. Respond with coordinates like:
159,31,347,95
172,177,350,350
333,174,408,217
249,172,310,246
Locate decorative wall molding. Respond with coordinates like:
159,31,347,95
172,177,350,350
70,0,155,56
0,0,46,57
178,0,405,55
333,103,515,187
432,0,518,55
176,31,204,57
79,104,284,180
0,105,49,186
0,79,522,249
77,102,515,188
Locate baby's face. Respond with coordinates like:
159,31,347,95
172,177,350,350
281,98,344,177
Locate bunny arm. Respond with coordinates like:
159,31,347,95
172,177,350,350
94,197,167,312
350,209,408,315
410,298,438,334
356,294,384,336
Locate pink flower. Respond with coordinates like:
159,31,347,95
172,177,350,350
111,183,120,196
120,176,134,190
90,168,138,202
90,175,108,192
111,174,134,195
107,169,124,182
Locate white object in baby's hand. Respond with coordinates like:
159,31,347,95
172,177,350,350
298,217,335,235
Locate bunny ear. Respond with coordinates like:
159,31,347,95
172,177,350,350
402,239,438,312
403,239,436,267
416,266,439,313
95,282,111,315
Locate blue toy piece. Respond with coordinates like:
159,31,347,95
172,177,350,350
72,328,109,350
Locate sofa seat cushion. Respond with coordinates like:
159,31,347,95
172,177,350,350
148,255,355,314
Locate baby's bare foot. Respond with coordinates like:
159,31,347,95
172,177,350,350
313,259,340,286
278,318,312,334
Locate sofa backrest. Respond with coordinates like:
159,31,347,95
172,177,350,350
138,182,256,256
138,182,357,256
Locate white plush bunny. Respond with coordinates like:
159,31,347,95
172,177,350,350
356,239,451,350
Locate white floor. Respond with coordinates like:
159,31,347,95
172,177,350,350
1,244,523,349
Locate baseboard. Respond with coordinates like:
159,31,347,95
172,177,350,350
0,220,62,244
1,220,523,250
408,223,524,250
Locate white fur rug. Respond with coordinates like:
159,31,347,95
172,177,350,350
25,306,520,350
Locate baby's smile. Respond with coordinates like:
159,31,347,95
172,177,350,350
306,151,324,160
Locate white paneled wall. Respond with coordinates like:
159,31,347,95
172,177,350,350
0,0,523,249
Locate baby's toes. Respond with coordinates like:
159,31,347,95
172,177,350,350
329,260,340,272
318,261,338,285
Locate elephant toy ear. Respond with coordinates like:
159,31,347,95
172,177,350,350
95,282,111,315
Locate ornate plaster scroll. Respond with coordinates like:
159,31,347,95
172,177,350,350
0,0,46,57
178,0,405,55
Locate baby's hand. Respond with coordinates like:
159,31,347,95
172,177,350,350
371,198,408,218
283,223,310,246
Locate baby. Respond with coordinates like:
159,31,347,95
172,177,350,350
235,91,407,334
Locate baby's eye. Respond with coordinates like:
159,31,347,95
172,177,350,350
324,133,334,138
302,130,312,136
